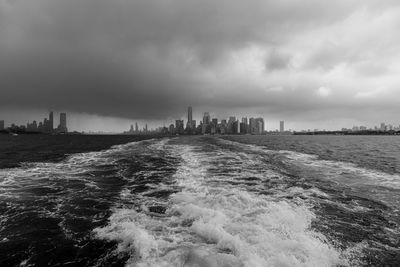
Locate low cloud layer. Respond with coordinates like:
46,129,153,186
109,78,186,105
1,0,400,128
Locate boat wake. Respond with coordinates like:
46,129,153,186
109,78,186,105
94,138,356,266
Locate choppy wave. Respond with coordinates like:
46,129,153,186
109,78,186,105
280,150,400,189
219,136,400,266
219,138,400,207
94,140,351,266
2,136,399,266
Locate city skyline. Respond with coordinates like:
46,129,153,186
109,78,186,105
1,111,68,134
2,107,400,134
120,106,400,135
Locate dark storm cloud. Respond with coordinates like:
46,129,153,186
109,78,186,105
1,0,400,122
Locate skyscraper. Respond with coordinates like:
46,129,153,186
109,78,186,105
233,120,239,134
49,111,54,133
280,121,284,132
249,118,256,134
227,116,236,134
255,118,264,134
203,112,210,125
169,124,175,135
43,118,49,133
249,117,264,134
202,113,211,134
240,122,247,134
175,120,184,134
241,117,248,134
0,120,4,130
187,106,193,129
58,113,68,133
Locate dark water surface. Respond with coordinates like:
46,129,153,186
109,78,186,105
0,135,399,266
0,134,158,169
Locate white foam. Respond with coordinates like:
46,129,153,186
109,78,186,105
94,141,349,267
281,150,400,190
218,138,400,191
93,209,159,261
0,138,158,243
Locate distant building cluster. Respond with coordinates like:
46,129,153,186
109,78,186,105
167,109,266,135
342,122,400,132
295,122,400,135
124,107,284,135
0,111,68,134
124,122,149,135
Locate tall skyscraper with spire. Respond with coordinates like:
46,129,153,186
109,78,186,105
187,106,193,129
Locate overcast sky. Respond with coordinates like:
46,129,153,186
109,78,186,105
1,0,400,131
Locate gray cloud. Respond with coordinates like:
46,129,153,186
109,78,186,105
1,0,400,127
265,49,292,70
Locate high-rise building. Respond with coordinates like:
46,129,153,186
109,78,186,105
240,122,247,134
201,113,211,134
188,106,193,129
175,120,184,134
241,117,248,134
249,118,256,134
169,124,175,135
0,120,4,130
233,120,239,134
280,121,284,132
256,121,263,134
210,118,218,134
203,112,210,125
226,116,236,134
49,111,54,133
58,113,68,133
249,117,264,134
256,118,264,134
43,118,49,133
210,124,216,134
